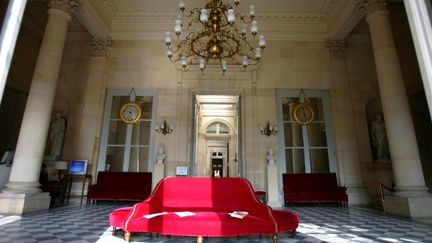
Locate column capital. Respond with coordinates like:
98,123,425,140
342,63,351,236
356,0,388,15
48,0,81,15
90,37,113,57
325,39,347,58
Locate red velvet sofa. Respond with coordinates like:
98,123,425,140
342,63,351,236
87,172,152,203
110,177,299,243
283,173,348,205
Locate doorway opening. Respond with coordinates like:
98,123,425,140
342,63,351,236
193,95,240,177
211,152,223,177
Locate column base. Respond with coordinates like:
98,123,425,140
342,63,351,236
0,192,50,215
384,194,432,218
346,186,371,205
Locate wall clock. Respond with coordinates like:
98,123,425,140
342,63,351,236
293,102,315,125
119,102,142,124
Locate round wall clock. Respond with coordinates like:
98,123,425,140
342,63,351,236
119,102,142,124
293,102,315,125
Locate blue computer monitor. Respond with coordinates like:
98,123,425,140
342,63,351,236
68,160,88,175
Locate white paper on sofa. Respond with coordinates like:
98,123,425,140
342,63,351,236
143,212,168,219
174,211,196,217
229,211,249,219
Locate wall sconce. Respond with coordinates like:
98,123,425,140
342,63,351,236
260,122,277,136
156,120,174,135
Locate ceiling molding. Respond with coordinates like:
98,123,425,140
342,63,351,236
76,0,357,42
327,0,365,39
74,0,111,38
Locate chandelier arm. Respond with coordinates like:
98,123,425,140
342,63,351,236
221,34,240,58
218,10,230,29
183,18,202,32
182,7,200,18
240,38,255,53
236,13,254,24
175,32,196,51
190,37,207,59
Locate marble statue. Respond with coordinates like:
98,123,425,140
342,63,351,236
371,114,390,161
266,148,275,165
48,112,66,160
156,145,166,164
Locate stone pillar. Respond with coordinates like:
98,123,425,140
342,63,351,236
361,0,432,217
0,0,79,214
80,38,112,163
326,39,371,205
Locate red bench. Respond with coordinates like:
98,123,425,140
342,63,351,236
110,177,299,243
87,172,152,203
283,173,348,205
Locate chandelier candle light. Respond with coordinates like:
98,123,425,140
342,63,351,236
165,0,265,74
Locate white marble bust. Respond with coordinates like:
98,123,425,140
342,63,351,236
156,145,166,164
266,149,275,165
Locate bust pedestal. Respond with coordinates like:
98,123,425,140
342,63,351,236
153,163,165,190
267,163,282,207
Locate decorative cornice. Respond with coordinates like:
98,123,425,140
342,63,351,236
356,0,387,14
325,39,347,58
90,37,113,56
49,0,81,15
110,12,329,24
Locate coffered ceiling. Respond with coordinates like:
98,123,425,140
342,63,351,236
74,0,365,41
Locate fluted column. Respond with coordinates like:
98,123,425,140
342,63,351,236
0,0,79,214
360,0,432,217
362,0,429,196
326,39,371,205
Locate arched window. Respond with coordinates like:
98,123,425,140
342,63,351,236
206,122,229,134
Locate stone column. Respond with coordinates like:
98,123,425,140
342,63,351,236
0,0,79,214
326,39,371,205
361,0,432,217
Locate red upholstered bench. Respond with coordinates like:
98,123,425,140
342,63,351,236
87,172,152,203
282,173,348,205
109,177,299,243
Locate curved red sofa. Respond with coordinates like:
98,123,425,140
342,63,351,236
110,177,298,243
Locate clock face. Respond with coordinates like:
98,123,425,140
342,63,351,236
120,102,142,124
293,103,315,125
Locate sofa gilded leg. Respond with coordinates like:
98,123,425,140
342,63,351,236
273,234,278,243
124,232,130,243
197,236,203,243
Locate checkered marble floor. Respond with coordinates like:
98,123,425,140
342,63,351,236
1,202,432,243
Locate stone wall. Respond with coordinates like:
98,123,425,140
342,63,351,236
57,35,384,202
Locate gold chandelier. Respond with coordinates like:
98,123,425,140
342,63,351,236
165,0,265,74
